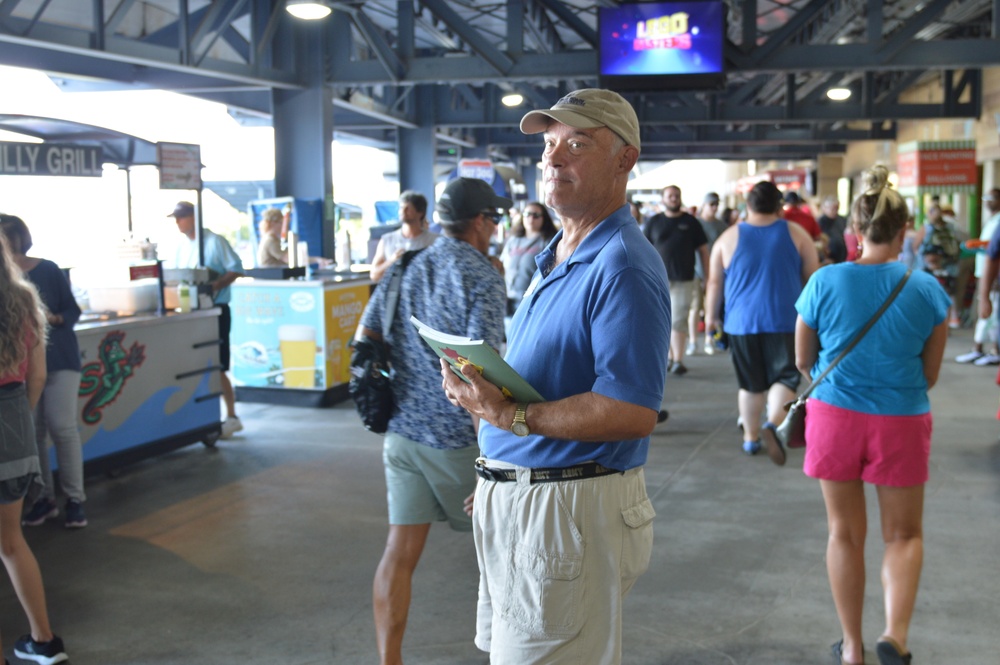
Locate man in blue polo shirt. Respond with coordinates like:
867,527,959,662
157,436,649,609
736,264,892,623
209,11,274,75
440,89,671,665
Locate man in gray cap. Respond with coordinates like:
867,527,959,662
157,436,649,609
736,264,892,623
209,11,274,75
357,177,508,665
440,89,671,664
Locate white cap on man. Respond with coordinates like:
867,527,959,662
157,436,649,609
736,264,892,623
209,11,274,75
519,89,641,150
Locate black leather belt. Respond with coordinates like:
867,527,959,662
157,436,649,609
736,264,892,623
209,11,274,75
474,457,620,484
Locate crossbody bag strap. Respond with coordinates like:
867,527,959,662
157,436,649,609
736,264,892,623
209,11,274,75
382,249,423,334
799,268,911,400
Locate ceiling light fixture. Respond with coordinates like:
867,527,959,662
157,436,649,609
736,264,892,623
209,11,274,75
286,1,332,20
501,93,524,107
827,87,851,101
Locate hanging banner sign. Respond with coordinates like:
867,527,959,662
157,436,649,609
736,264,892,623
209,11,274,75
0,141,103,177
157,142,202,190
458,159,496,183
897,140,977,189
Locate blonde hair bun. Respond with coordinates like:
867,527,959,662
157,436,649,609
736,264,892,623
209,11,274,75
862,164,890,196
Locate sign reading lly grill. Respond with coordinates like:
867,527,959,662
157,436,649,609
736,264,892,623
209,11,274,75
0,141,103,177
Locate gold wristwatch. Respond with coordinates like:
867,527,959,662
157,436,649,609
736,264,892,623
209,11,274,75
511,403,530,437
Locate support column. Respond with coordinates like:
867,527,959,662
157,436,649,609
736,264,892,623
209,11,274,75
397,85,437,203
272,17,336,257
518,158,539,203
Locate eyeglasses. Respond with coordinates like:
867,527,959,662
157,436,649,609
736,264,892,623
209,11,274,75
524,211,543,218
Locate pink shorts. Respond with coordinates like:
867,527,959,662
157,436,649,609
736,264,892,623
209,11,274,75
803,398,931,487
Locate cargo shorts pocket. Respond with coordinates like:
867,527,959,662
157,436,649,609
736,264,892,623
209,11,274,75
620,497,655,581
504,542,583,638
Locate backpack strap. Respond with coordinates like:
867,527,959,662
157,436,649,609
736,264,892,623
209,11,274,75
382,249,424,334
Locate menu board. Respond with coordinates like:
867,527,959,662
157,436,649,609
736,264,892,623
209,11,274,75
158,142,202,190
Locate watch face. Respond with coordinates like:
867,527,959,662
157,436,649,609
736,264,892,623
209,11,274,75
512,421,530,437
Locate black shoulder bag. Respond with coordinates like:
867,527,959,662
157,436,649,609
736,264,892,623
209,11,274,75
349,250,422,434
777,269,911,449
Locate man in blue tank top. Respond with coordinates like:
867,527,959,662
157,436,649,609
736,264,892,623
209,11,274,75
705,181,819,464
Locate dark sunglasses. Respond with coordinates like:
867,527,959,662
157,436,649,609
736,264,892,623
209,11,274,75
480,211,502,222
524,211,543,218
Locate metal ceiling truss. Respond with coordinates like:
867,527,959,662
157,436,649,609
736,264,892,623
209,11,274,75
0,0,299,91
0,1,995,162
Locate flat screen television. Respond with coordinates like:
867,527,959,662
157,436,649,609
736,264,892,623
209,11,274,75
598,1,726,92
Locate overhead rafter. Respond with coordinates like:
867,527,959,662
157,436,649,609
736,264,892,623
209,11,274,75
0,0,995,163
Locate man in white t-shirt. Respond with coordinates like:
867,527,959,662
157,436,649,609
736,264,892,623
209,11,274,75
369,191,438,282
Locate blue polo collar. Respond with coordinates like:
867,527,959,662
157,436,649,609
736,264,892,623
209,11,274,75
540,204,633,273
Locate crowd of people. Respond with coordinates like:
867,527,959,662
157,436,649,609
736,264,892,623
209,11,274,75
0,87,975,665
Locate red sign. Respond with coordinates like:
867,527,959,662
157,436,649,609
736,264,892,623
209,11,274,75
129,264,161,281
769,169,806,187
897,145,976,188
897,151,919,189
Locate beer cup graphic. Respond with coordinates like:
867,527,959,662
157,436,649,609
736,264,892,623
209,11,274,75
278,324,317,388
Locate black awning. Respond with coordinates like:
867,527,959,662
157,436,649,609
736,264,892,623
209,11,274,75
0,114,159,168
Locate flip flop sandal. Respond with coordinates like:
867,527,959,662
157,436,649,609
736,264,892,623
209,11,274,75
832,639,865,665
876,637,912,665
761,422,786,466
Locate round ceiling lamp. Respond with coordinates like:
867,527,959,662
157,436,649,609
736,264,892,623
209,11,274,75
827,87,852,101
501,93,524,107
286,1,332,20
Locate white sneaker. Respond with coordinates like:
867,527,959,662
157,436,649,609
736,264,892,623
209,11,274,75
956,350,984,363
220,416,244,439
704,341,716,356
973,354,1000,366
685,342,696,356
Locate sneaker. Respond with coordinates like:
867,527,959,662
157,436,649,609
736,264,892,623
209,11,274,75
973,353,1000,366
742,439,761,456
21,498,58,527
704,341,716,356
13,634,67,665
219,416,244,440
64,499,87,529
685,342,696,356
956,350,984,363
670,362,688,376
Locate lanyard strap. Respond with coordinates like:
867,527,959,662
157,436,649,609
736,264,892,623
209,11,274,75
799,268,911,400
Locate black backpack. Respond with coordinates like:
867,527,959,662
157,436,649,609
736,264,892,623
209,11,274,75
348,250,422,433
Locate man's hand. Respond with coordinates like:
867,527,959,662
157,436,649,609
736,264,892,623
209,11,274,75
440,358,513,431
463,491,474,517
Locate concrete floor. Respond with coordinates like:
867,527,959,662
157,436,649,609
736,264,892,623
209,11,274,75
3,329,998,665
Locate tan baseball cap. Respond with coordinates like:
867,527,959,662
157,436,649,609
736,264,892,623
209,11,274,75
520,88,641,150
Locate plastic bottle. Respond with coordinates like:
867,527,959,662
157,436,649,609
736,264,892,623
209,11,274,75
177,282,191,313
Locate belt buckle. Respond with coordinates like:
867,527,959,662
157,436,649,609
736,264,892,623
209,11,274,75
474,457,508,482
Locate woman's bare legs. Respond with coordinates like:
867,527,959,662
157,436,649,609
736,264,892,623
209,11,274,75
875,484,924,655
0,498,54,645
820,479,867,665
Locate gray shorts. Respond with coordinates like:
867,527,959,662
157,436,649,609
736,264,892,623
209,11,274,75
0,383,40,504
668,280,695,325
382,432,477,531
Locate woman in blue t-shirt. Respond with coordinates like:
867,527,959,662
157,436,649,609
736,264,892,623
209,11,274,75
794,165,949,665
